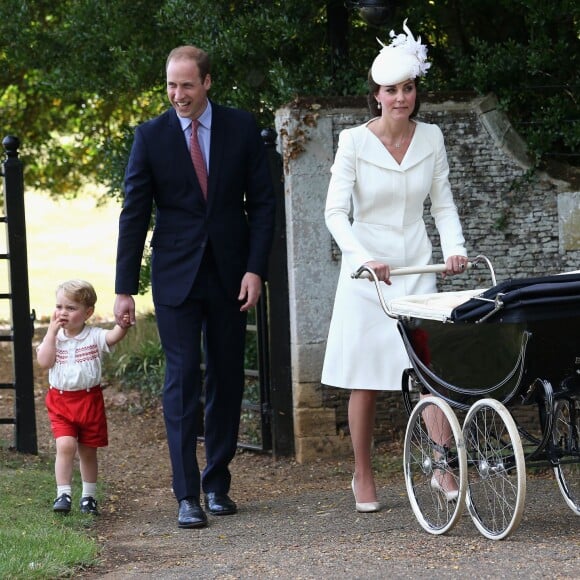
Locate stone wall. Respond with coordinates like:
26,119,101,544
274,93,580,463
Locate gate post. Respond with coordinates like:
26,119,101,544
1,135,37,454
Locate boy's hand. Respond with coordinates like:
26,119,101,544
47,310,64,334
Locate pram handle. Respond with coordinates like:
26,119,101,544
352,255,496,284
351,255,497,319
390,263,471,276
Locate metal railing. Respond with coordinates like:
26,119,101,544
1,135,37,454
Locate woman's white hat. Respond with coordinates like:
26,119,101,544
371,19,431,86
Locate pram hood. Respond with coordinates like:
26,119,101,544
450,271,580,323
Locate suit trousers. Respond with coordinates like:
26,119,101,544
155,246,247,502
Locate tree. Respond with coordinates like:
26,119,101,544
0,1,367,196
1,0,578,197
412,0,580,170
0,0,170,196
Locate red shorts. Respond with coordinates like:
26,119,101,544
45,386,108,447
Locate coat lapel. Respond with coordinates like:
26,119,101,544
166,109,198,178
356,122,433,172
206,102,226,211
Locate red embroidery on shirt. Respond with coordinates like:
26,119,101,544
55,349,68,364
75,344,99,363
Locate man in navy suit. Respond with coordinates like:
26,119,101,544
114,46,276,528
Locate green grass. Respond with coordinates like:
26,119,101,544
0,189,153,323
0,451,100,578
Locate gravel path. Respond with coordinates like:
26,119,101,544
83,477,579,579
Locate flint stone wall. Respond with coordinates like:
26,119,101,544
274,93,580,462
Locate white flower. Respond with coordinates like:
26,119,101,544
378,18,431,78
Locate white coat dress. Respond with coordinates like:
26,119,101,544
322,120,467,391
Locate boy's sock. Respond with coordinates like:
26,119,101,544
82,481,97,498
57,484,72,498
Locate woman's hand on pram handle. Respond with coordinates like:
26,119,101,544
443,255,470,277
360,260,392,285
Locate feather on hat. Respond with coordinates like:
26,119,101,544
371,19,431,86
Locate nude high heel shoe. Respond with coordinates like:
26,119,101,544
430,474,459,502
351,477,382,513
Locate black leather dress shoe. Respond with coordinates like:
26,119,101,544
178,497,208,529
205,492,237,515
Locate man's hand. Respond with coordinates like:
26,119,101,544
238,273,262,312
114,294,136,327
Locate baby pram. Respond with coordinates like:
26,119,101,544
353,256,580,540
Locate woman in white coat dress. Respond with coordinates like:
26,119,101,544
322,20,468,512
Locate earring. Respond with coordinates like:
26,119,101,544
376,102,381,110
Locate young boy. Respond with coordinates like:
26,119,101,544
37,280,129,514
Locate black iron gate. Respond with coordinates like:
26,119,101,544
239,129,293,457
0,136,37,454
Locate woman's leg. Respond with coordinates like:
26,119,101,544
420,394,458,492
349,389,378,502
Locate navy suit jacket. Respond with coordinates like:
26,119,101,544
115,102,276,305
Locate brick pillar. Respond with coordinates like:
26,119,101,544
275,104,355,463
293,383,351,463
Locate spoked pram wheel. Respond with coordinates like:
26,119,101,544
552,399,580,515
463,398,526,539
403,396,467,535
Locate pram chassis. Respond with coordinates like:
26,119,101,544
352,257,580,540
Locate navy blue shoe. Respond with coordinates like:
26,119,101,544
80,496,99,515
205,492,237,515
53,493,72,513
178,497,208,528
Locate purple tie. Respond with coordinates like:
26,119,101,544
190,119,207,199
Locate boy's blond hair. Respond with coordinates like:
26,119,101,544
56,280,97,308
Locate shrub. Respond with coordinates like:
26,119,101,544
105,314,165,409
